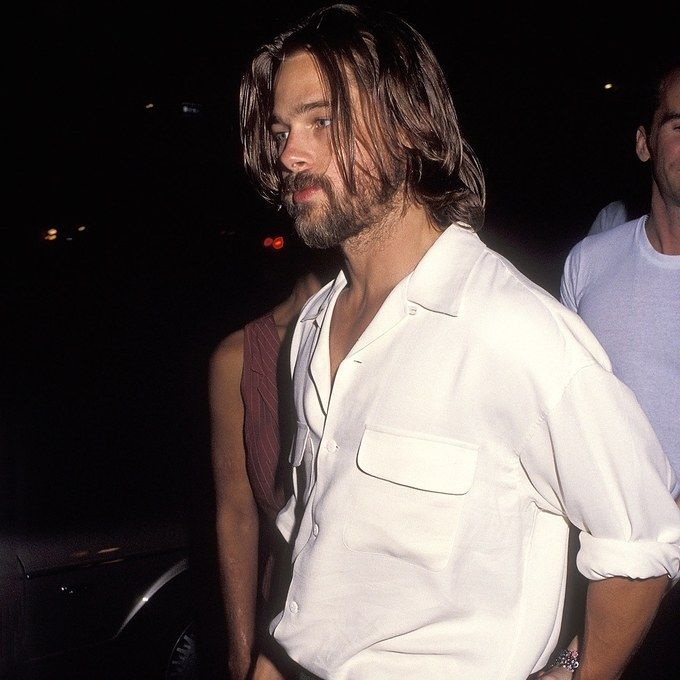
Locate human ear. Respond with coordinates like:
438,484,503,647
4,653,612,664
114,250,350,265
635,125,651,162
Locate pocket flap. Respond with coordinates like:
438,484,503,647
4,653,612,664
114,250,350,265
357,427,477,494
289,422,310,467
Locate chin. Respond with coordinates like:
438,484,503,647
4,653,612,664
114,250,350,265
295,226,335,250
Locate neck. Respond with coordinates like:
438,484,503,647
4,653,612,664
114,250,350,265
646,187,680,255
339,204,441,305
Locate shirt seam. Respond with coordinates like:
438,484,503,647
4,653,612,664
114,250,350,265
514,361,603,461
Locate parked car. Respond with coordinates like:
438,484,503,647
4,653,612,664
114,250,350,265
0,513,196,680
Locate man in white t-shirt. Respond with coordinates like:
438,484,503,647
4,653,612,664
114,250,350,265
560,61,680,679
561,61,679,491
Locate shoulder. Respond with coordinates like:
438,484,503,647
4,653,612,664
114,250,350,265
210,328,245,384
588,199,630,235
468,248,611,373
470,246,562,314
570,218,639,263
563,219,640,285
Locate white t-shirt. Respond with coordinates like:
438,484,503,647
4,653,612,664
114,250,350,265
588,199,630,236
272,224,680,680
561,216,680,478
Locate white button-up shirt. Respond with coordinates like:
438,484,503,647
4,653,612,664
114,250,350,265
272,224,680,680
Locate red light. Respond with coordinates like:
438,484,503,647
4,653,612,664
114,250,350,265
263,237,273,247
272,236,285,250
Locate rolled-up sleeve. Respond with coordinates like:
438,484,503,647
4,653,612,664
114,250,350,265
520,364,680,582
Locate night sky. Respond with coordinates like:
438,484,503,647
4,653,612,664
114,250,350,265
5,2,677,525
13,3,677,254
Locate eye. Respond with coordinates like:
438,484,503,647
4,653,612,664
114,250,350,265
272,130,289,154
315,118,332,130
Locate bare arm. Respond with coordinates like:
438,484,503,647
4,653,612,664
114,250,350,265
536,494,680,680
209,332,259,680
535,575,668,679
540,495,680,679
574,575,668,680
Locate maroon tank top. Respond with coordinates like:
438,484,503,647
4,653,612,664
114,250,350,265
241,312,287,524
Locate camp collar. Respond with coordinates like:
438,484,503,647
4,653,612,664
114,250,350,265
298,222,486,323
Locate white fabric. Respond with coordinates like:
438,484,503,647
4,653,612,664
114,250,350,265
561,216,680,479
273,223,680,680
588,199,630,236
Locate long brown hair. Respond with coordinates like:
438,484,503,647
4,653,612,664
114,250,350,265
240,3,486,230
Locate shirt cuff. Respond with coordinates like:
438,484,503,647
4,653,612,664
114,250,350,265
577,532,680,582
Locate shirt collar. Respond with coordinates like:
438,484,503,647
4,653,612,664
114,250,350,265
298,222,486,323
298,273,346,323
406,222,486,316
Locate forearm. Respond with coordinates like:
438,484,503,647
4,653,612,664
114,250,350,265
216,505,260,678
575,575,669,680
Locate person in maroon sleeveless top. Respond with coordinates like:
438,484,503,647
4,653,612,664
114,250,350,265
210,254,335,680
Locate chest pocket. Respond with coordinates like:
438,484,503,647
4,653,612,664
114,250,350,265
343,426,478,571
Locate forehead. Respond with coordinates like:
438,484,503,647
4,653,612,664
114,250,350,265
273,51,327,115
656,70,680,116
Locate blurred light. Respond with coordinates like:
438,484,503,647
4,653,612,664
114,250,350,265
145,102,154,109
43,227,58,242
263,237,273,247
272,236,285,250
97,546,120,555
604,83,614,90
77,225,87,232
47,228,57,236
181,102,201,115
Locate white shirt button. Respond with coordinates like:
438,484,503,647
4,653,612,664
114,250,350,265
325,439,338,452
289,601,299,614
313,523,319,536
408,306,417,315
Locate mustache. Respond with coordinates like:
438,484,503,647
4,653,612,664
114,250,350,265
282,173,333,197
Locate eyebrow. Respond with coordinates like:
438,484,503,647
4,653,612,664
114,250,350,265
658,111,680,126
271,99,331,126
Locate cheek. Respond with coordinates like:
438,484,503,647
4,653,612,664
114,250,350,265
661,139,680,170
671,138,680,159
322,159,345,193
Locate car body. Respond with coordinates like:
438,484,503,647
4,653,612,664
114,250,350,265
1,514,195,680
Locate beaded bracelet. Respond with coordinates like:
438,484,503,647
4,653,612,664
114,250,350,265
550,648,580,671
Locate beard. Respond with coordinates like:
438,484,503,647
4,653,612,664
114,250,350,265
281,172,399,249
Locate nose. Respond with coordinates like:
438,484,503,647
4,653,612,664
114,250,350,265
279,130,313,174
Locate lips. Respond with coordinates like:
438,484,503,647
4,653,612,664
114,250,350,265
293,185,321,203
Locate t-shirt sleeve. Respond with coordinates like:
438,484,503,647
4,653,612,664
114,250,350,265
520,364,680,582
559,244,582,312
588,200,628,236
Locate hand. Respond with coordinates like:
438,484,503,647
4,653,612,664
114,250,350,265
250,653,287,680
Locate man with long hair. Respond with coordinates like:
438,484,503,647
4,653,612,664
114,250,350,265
238,6,680,679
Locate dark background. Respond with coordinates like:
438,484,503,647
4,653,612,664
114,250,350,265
2,1,677,673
